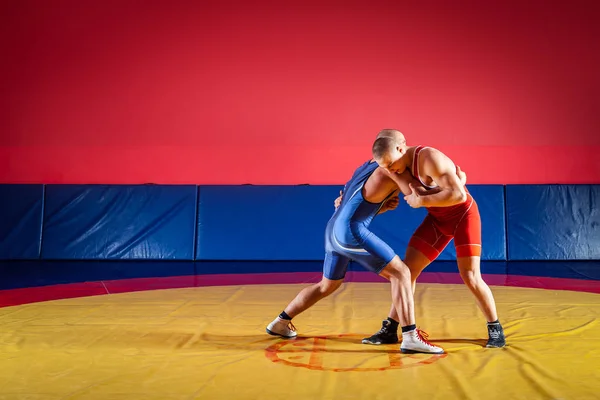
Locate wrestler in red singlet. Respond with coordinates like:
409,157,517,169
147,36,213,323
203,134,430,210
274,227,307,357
363,132,505,349
407,145,482,261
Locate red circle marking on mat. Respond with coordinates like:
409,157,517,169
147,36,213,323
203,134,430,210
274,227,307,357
265,334,447,372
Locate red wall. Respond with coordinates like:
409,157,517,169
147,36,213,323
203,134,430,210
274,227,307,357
1,0,599,184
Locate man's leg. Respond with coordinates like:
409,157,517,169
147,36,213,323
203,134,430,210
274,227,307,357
377,256,415,328
457,256,497,321
377,255,444,354
362,247,433,344
283,276,344,319
354,229,443,353
266,253,347,338
454,201,505,348
456,256,504,347
363,216,450,345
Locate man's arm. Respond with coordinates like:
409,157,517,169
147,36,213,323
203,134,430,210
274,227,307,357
383,169,441,196
335,162,464,210
405,149,467,208
335,186,400,213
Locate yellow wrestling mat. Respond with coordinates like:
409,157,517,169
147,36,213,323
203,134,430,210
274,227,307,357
1,282,599,399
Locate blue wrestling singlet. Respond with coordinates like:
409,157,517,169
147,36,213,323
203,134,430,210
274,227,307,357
323,160,398,280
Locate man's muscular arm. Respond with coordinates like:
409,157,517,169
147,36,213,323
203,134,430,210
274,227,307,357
405,149,467,208
383,169,440,196
334,168,401,211
335,162,466,210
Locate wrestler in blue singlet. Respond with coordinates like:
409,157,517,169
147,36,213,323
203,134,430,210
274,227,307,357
323,160,398,280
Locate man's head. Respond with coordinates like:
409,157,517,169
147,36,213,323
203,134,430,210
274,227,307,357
372,129,408,172
376,129,406,145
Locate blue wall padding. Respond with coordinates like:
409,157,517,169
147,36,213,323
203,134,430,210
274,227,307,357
507,261,600,280
196,185,340,260
0,260,195,290
196,184,506,261
0,185,44,259
41,185,197,260
421,261,507,275
506,185,600,260
194,260,329,275
370,185,507,261
2,183,598,263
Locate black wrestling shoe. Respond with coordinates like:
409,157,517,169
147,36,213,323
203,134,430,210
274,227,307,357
362,320,399,345
486,322,506,348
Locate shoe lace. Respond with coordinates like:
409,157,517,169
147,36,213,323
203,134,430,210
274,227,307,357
372,320,392,336
416,329,435,346
288,321,297,332
375,326,389,335
489,330,501,339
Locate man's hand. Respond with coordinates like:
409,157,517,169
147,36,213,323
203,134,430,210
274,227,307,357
334,190,343,209
377,193,400,214
404,183,424,208
382,195,400,212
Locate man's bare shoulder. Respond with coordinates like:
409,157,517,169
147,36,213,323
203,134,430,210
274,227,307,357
421,146,453,167
421,146,444,158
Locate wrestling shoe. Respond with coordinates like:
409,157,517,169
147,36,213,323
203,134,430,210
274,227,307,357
362,320,399,345
266,317,297,338
486,322,506,348
400,329,445,354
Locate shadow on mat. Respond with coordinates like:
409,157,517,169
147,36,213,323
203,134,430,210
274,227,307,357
432,338,488,347
200,333,404,353
50,327,483,353
110,331,409,354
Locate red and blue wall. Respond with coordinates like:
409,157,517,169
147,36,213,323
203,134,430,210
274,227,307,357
1,0,599,185
1,1,599,292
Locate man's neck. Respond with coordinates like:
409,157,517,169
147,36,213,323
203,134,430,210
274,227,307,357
402,146,418,173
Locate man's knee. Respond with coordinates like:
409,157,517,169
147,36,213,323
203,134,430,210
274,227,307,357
380,256,411,281
458,263,487,289
404,246,433,278
318,278,343,296
459,269,480,288
457,256,481,287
